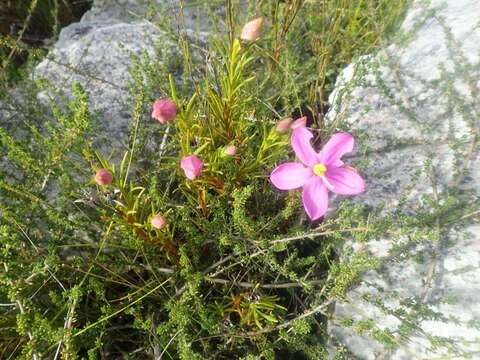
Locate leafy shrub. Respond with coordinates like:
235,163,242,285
0,1,406,358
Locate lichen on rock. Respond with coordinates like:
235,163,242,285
327,0,480,358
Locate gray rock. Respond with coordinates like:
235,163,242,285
82,0,215,31
34,21,175,140
32,0,205,145
327,0,480,358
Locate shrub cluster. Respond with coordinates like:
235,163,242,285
0,1,407,358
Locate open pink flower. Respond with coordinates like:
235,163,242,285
180,155,203,180
270,127,365,220
152,99,177,124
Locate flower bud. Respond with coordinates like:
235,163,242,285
94,169,113,185
151,98,177,124
276,117,293,134
241,17,264,41
151,214,167,229
180,155,203,180
290,116,307,129
225,145,237,156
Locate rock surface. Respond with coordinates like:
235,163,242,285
327,0,480,358
32,0,208,144
82,0,213,31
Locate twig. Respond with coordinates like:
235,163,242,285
196,298,334,342
157,330,180,360
0,303,16,307
158,125,171,157
269,227,368,244
204,277,323,289
446,209,480,225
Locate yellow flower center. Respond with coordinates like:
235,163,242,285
313,163,327,177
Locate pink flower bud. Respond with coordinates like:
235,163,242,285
241,17,264,41
94,169,113,185
151,98,177,124
225,145,237,156
276,118,293,134
290,116,307,129
180,155,203,180
151,214,167,229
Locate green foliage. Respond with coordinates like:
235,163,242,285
0,0,409,359
0,0,93,83
241,0,408,121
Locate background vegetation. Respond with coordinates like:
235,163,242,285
0,0,92,82
0,0,407,358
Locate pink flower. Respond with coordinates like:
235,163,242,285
276,118,293,134
241,17,264,41
225,145,237,156
151,214,167,229
94,169,113,185
270,127,365,220
290,116,307,129
180,155,203,180
152,98,177,124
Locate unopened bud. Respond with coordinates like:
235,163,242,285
180,155,204,180
241,17,264,41
225,145,237,156
94,169,113,185
152,98,177,124
276,118,293,134
290,116,307,129
151,214,167,229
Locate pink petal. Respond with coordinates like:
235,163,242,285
319,133,354,166
302,177,329,220
184,169,196,180
270,162,312,190
325,166,365,195
291,127,320,166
